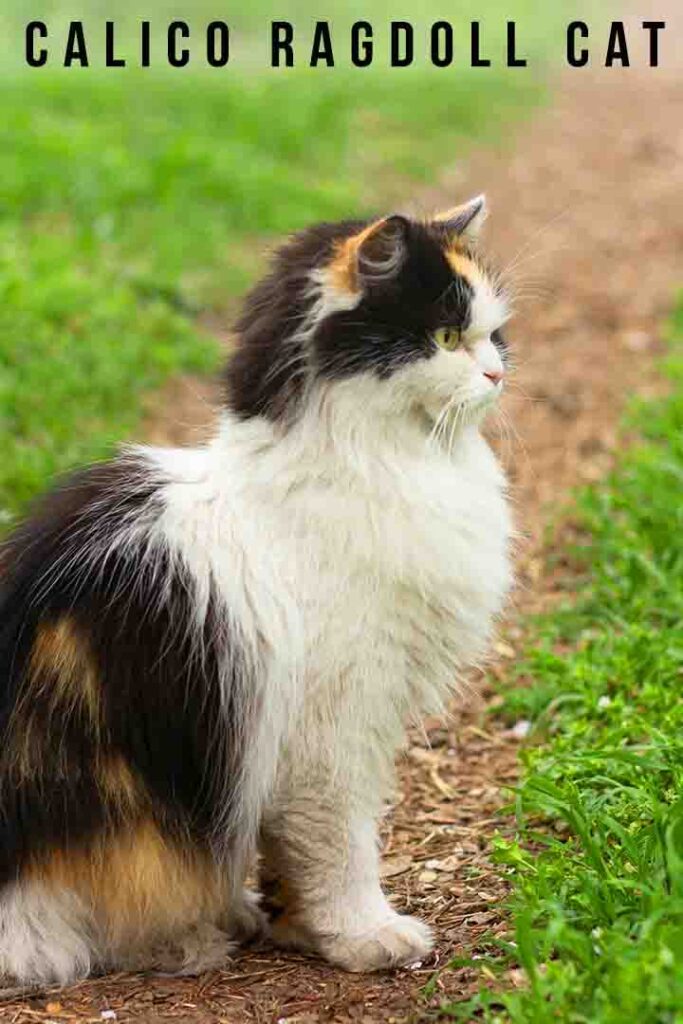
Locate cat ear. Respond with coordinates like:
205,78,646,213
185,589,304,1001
356,215,410,285
434,194,487,243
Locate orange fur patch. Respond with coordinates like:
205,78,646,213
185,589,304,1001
96,754,145,815
445,247,482,288
29,617,101,726
327,218,388,295
28,821,229,949
20,621,145,808
2,617,102,780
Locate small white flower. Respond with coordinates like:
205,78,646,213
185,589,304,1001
597,696,611,709
511,719,531,739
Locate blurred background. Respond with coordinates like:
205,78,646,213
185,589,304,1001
0,0,591,526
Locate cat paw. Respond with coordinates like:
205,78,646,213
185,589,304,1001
127,923,235,976
178,923,235,975
322,914,433,972
273,913,434,973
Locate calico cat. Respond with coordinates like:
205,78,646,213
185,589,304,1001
0,195,512,984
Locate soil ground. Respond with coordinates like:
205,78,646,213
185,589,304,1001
4,14,682,1022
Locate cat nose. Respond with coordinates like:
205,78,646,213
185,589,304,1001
483,369,504,386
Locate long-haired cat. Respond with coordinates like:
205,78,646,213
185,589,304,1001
0,195,512,984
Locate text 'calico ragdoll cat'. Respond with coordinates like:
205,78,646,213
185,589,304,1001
0,195,512,983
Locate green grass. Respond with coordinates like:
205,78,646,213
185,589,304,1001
0,0,575,526
433,301,683,1022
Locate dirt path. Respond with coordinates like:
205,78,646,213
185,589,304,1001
6,16,683,1022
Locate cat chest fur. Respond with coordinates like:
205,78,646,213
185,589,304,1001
154,421,512,743
287,429,512,717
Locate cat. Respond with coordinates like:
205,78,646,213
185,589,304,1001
0,194,512,984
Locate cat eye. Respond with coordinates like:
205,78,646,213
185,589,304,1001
433,327,462,351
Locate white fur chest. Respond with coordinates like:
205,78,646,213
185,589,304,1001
270,425,512,721
150,418,512,767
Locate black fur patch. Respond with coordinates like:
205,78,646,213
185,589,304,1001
315,221,473,384
225,220,361,421
491,327,509,361
224,217,478,422
0,456,245,884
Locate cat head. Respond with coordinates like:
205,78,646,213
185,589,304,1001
225,196,508,434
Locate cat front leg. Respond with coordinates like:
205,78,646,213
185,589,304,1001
261,788,433,972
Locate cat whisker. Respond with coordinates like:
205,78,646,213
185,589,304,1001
497,205,575,282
